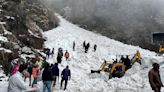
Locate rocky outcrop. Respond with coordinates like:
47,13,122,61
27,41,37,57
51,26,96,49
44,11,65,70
0,0,59,74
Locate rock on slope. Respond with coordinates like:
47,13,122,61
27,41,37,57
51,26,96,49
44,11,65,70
0,0,59,74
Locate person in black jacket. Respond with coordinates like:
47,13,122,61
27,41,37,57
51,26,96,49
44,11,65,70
51,63,59,86
51,48,54,57
93,44,97,52
85,42,90,53
46,48,50,59
83,41,86,48
120,56,125,63
60,65,71,90
42,63,53,92
73,41,75,51
124,56,131,70
27,62,34,86
57,48,63,63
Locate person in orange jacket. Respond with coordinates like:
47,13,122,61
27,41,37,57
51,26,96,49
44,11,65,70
32,64,40,88
64,50,70,61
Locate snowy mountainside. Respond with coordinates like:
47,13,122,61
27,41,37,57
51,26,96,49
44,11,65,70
0,14,163,92
43,14,164,92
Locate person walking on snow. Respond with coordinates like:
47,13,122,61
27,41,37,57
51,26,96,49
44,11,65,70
85,42,90,53
60,65,71,90
42,63,53,92
46,48,50,59
51,63,59,86
8,65,27,92
27,62,34,86
64,50,70,61
73,41,75,51
35,57,43,69
83,41,86,48
32,64,40,88
93,44,97,52
57,48,63,63
51,48,54,57
148,63,164,92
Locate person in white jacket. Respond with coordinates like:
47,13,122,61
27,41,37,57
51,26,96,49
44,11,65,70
8,64,27,92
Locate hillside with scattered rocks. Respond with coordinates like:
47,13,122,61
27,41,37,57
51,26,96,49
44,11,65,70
0,0,59,74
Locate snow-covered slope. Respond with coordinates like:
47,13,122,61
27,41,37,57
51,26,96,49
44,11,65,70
0,14,164,92
43,14,164,92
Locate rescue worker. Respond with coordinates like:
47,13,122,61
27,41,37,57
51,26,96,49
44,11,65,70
120,55,125,63
124,56,131,70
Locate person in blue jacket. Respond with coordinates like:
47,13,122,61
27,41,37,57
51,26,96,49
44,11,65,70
60,65,71,90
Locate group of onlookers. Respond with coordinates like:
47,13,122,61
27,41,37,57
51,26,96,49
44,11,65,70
7,54,71,92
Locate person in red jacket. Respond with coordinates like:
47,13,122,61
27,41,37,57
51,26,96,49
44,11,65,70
64,50,70,61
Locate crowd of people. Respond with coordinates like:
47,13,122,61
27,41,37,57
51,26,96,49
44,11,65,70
7,56,71,92
5,40,164,92
7,40,97,92
83,41,97,53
